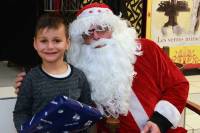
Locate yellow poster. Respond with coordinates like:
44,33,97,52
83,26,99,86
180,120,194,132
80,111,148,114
146,0,200,47
169,45,200,64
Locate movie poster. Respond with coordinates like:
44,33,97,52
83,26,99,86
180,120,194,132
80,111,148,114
146,0,200,47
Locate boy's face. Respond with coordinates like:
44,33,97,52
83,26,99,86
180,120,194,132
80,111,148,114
34,24,69,63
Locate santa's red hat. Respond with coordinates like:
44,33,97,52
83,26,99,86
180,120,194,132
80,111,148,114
76,2,113,18
69,2,123,39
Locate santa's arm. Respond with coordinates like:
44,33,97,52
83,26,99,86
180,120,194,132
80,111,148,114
140,39,189,132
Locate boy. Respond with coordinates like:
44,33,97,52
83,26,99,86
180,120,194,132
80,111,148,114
13,13,92,132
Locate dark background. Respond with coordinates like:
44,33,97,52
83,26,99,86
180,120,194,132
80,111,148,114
0,0,146,70
0,0,42,69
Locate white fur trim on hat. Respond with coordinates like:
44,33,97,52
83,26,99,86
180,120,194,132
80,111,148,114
78,7,113,18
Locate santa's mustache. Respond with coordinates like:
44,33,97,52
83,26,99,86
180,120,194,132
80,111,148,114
82,38,116,49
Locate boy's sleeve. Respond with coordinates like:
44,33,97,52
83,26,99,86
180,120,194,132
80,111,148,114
13,75,33,132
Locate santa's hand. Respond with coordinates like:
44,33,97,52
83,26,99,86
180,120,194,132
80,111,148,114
141,121,161,133
14,72,26,94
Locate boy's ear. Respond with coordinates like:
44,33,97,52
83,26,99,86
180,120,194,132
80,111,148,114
66,38,70,50
33,38,37,50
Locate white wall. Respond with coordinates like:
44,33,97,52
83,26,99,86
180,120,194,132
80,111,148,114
0,98,17,133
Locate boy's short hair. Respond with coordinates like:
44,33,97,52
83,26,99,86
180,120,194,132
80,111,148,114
35,13,69,38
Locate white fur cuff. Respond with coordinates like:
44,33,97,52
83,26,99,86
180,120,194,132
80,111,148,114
154,100,181,127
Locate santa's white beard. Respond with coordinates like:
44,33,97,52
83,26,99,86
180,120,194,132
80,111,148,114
71,38,137,118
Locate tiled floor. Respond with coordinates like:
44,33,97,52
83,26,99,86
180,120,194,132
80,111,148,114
185,75,200,133
0,61,200,132
0,61,20,98
0,61,19,133
0,61,21,88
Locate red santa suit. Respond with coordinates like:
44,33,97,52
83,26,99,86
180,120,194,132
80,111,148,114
68,3,189,133
97,38,189,133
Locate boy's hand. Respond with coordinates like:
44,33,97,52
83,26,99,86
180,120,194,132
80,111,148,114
14,72,26,94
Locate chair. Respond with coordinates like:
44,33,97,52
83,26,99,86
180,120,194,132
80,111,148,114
186,100,200,115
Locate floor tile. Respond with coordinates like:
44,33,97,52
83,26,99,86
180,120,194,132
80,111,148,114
194,129,200,133
0,61,21,87
186,75,200,82
0,87,16,98
186,124,193,133
185,75,200,131
185,108,200,129
188,94,200,104
189,85,200,94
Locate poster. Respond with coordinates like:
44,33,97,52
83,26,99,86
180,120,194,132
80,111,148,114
169,45,200,67
146,0,200,67
146,0,200,47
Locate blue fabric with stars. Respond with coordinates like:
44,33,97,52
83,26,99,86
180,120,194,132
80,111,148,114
20,95,103,133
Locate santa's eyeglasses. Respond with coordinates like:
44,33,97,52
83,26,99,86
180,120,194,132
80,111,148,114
82,25,112,40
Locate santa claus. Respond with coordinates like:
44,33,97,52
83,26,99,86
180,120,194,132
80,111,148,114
67,2,189,133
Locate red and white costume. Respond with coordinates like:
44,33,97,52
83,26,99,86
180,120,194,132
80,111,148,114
68,3,189,133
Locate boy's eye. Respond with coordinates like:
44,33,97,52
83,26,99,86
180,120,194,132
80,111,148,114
54,39,62,43
40,39,48,43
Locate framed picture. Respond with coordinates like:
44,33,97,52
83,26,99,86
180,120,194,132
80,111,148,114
145,0,200,67
145,0,200,46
